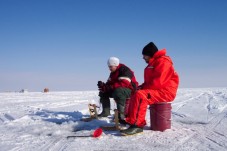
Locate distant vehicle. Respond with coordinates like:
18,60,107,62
20,89,28,93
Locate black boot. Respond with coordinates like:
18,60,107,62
98,97,110,117
98,108,110,117
118,108,128,124
119,119,128,125
117,103,129,125
120,125,143,136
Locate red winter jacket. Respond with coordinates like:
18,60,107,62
141,49,179,101
106,64,138,91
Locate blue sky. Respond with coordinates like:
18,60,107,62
0,0,227,91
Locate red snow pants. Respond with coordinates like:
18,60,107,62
125,89,174,127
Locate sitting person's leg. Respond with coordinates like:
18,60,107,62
98,92,111,117
122,89,158,135
112,87,131,124
125,90,149,127
122,89,170,135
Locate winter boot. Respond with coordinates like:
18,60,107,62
118,107,128,124
98,97,111,117
98,108,110,117
120,125,143,136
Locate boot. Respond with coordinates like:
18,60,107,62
98,98,110,117
116,101,127,124
120,125,143,136
118,109,128,124
98,108,110,117
119,119,128,125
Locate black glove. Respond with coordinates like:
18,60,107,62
97,81,112,92
97,81,105,89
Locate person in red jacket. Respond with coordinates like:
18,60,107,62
97,57,138,124
120,42,179,135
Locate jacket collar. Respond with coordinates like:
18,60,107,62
148,49,166,64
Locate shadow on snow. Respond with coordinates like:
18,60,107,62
32,109,121,135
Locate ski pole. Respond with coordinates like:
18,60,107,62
67,128,103,139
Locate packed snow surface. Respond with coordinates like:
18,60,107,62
0,88,227,151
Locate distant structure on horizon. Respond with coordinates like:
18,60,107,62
43,88,49,93
20,89,28,93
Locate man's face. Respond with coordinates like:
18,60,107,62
108,66,117,72
143,55,152,63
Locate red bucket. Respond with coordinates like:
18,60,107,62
150,102,172,131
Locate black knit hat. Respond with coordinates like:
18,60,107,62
142,42,158,57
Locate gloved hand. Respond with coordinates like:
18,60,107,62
97,81,112,92
97,81,105,89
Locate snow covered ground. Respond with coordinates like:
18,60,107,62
0,88,227,151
